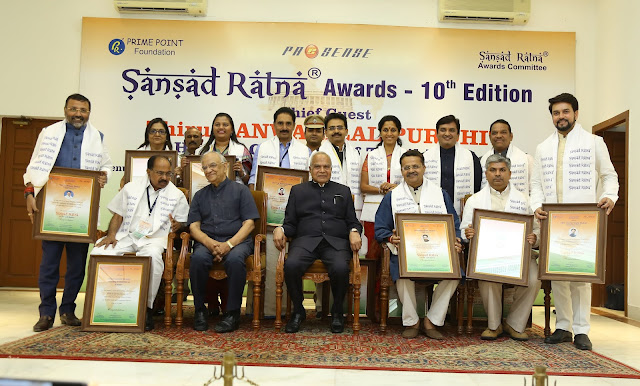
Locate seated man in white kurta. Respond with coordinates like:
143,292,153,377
461,154,540,341
374,150,462,339
92,155,189,331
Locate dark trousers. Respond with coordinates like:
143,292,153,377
189,241,252,313
38,240,89,318
284,239,350,315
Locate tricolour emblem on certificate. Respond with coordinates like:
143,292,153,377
255,166,309,227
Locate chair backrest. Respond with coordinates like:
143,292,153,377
460,193,473,218
178,187,189,202
251,190,267,237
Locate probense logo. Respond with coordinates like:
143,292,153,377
109,39,125,55
283,44,372,59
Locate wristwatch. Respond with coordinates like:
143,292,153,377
350,228,359,233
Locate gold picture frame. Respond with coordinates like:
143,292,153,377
539,203,607,283
467,209,533,286
396,213,461,280
255,166,309,228
81,255,151,333
32,167,102,243
123,150,178,184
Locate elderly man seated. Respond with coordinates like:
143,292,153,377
188,152,259,333
461,153,540,341
374,150,462,339
273,151,363,334
92,155,189,331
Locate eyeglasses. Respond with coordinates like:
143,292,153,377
402,165,423,171
152,170,174,178
327,126,345,131
66,107,90,114
202,162,227,171
149,129,167,135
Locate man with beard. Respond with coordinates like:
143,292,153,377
531,93,618,350
25,94,112,332
91,156,189,331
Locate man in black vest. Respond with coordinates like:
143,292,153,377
274,151,362,333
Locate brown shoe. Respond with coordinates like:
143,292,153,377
60,312,82,326
502,322,528,341
481,324,503,340
424,328,444,340
402,323,420,339
33,315,54,332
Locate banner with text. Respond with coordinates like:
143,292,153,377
80,17,575,188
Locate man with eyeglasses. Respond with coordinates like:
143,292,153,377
318,112,363,219
374,150,462,340
91,155,188,330
188,152,259,332
25,93,112,332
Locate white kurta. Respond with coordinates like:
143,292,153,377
24,120,112,195
480,144,534,195
91,176,189,308
360,144,406,222
460,184,540,332
423,143,474,216
530,123,619,335
390,177,459,327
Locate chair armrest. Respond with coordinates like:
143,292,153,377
253,233,267,271
380,243,391,277
351,250,361,285
175,231,192,281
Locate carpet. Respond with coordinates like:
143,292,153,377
1,310,639,378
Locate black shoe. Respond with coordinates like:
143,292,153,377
33,315,54,332
315,311,324,319
145,308,154,331
285,312,306,333
60,312,81,326
214,311,240,333
193,310,208,331
153,307,165,316
330,314,345,333
171,293,178,304
544,329,573,344
574,334,592,350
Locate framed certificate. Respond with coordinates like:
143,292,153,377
255,166,309,227
467,209,533,286
123,150,178,184
32,167,101,243
539,203,607,283
81,255,151,333
395,213,461,280
183,155,235,201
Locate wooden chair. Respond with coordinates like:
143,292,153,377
378,243,465,334
174,190,268,330
274,243,362,334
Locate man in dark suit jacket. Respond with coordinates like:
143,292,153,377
274,151,362,333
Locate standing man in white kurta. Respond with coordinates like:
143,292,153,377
423,115,482,217
374,150,462,339
531,93,618,350
248,107,310,316
480,119,534,195
92,155,189,331
318,112,362,219
461,154,540,341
